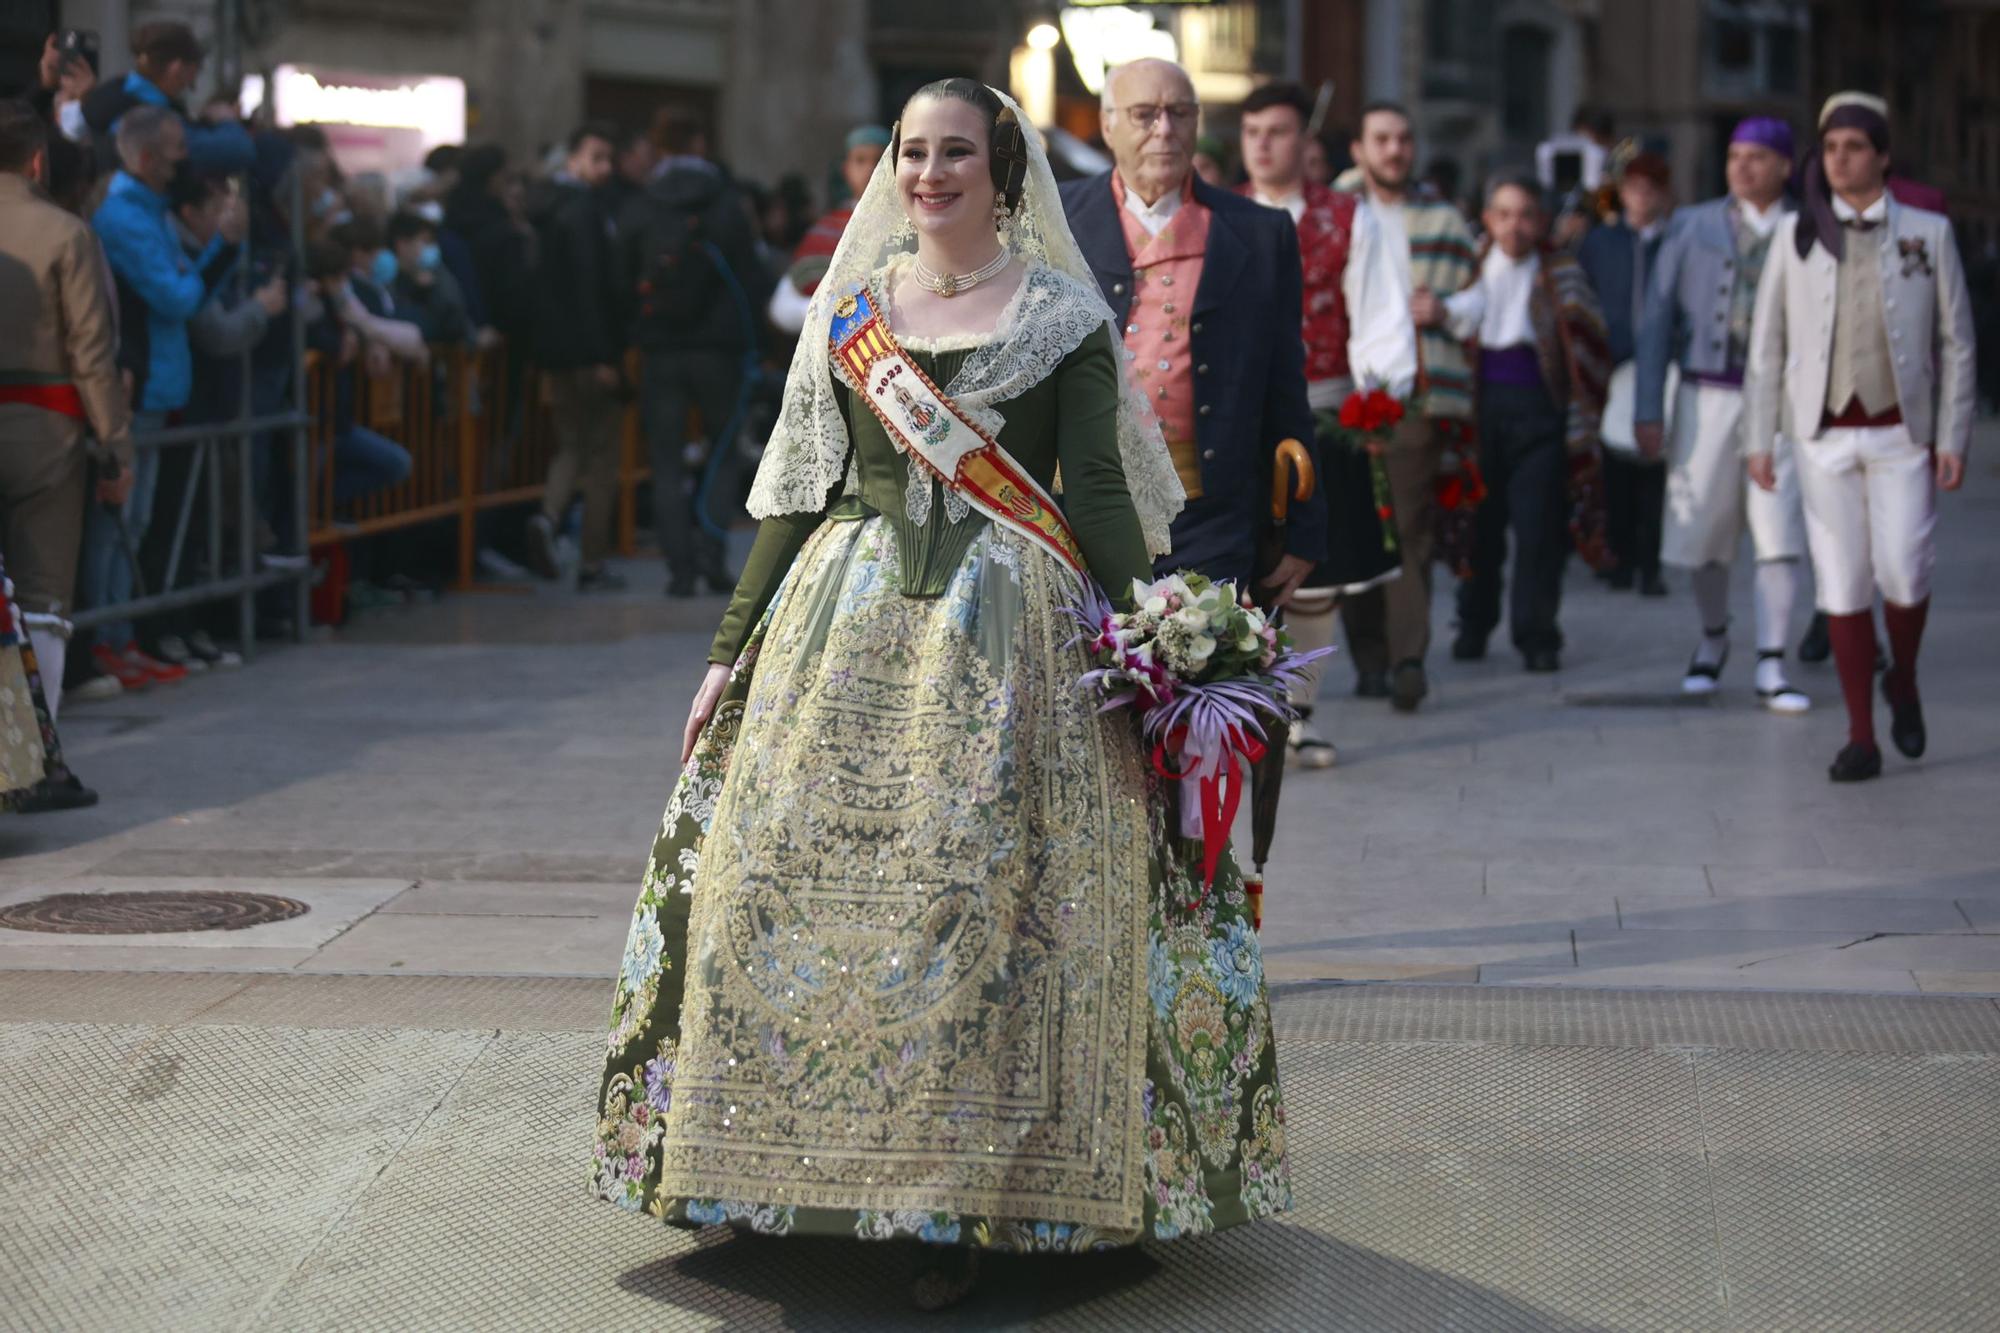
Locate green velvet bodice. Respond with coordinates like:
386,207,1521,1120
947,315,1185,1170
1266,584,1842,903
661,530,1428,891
708,324,1151,664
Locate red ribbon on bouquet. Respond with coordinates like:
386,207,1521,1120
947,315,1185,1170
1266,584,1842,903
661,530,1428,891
1151,726,1269,896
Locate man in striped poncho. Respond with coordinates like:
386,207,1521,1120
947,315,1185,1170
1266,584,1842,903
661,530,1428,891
1337,102,1480,712
1434,173,1610,673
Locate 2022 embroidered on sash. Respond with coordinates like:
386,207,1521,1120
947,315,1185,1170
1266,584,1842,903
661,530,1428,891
829,284,1088,581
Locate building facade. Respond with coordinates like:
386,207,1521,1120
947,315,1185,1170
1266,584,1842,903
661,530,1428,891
70,0,895,188
36,0,1997,247
1809,0,2000,251
1583,0,1813,207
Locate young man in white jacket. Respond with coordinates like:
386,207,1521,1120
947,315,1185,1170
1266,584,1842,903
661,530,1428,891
1742,93,1975,782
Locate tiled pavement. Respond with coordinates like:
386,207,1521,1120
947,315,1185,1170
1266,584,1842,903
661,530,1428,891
4,971,1998,1332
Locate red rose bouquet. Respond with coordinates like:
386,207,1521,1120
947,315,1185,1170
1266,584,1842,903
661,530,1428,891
1432,420,1487,579
1336,384,1407,556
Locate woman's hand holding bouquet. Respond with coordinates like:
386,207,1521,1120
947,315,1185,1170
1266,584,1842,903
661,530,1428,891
1073,572,1332,898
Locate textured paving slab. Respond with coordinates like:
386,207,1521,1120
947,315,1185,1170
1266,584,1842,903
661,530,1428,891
4,977,1999,1331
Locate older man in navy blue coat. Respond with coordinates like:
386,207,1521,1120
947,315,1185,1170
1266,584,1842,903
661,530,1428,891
1060,58,1322,604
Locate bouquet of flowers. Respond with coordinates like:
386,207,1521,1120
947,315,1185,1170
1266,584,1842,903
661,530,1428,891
1072,572,1332,896
1336,384,1408,555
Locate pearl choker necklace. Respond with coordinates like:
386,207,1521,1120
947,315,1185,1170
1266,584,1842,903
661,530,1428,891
913,249,1011,298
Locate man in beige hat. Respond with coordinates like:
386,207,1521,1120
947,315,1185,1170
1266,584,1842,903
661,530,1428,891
1743,92,1975,782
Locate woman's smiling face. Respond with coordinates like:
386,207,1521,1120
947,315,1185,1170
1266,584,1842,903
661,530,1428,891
896,95,998,240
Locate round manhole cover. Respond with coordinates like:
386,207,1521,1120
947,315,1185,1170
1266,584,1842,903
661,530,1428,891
0,891,310,935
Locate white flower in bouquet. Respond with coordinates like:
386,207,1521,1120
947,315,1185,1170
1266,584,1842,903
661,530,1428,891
1155,616,1198,676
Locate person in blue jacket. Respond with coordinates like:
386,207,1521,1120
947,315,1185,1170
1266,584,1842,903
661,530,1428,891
79,20,253,180
85,105,238,683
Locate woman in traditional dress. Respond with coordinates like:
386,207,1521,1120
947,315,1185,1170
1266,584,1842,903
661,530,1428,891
590,81,1291,1308
0,556,80,812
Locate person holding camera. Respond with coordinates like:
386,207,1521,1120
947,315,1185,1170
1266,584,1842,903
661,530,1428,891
85,105,240,690
79,20,253,180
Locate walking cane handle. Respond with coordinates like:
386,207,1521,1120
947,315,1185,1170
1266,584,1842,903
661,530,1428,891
1271,438,1315,523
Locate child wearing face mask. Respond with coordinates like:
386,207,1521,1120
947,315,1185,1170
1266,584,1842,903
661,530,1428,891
301,238,415,511
384,209,472,346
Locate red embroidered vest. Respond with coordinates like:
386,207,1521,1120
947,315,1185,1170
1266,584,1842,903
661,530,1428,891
1241,179,1355,384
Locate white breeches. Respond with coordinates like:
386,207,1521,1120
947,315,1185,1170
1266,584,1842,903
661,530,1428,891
1795,424,1936,615
1661,382,1806,568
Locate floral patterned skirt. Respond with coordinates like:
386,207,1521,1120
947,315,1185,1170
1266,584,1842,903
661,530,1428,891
590,514,1290,1251
0,563,53,810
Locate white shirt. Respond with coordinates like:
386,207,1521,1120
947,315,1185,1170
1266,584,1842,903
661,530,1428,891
1254,185,1419,401
1830,193,1889,225
1343,197,1419,399
1734,196,1786,237
1251,187,1306,224
1371,192,1414,297
1443,247,1541,347
1123,185,1183,238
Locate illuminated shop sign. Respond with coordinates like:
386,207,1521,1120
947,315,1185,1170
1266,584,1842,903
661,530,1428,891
245,64,466,146
1060,6,1180,94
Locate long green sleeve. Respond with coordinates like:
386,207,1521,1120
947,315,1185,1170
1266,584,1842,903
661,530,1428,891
1054,326,1155,603
707,509,825,665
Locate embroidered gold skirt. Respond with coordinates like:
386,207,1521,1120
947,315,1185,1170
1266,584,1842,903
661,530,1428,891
590,514,1290,1250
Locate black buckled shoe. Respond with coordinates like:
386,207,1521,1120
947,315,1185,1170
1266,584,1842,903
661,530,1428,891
1828,742,1883,783
1451,631,1487,661
1354,670,1391,699
1523,648,1561,673
1883,677,1926,759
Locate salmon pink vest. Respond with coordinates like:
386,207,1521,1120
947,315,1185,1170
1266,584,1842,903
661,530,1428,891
1114,172,1210,498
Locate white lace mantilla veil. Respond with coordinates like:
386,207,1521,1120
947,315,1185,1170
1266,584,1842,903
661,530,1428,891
744,86,1185,558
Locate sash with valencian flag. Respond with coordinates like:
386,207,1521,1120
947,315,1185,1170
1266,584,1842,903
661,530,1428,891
828,283,1088,583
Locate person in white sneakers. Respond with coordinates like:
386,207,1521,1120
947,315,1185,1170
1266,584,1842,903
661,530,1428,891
1633,116,1810,713
1743,93,1974,782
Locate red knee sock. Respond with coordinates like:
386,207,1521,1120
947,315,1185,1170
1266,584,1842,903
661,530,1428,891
1826,611,1878,749
1882,598,1929,707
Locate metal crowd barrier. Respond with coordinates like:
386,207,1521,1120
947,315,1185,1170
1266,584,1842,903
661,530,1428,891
66,170,312,659
67,157,659,650
303,344,653,589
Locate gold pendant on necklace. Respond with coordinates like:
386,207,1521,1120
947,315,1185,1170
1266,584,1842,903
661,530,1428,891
936,274,959,298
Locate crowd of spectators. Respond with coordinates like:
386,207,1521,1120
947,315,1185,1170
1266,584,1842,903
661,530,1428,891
3,18,876,748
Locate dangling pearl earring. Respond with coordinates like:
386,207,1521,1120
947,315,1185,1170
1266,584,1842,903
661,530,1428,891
993,198,1012,241
891,210,916,244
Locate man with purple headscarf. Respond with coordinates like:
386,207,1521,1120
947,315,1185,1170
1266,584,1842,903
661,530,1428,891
1634,114,1811,714
1743,92,1975,783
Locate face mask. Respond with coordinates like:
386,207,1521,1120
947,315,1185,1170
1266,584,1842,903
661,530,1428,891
418,242,441,271
369,249,398,286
